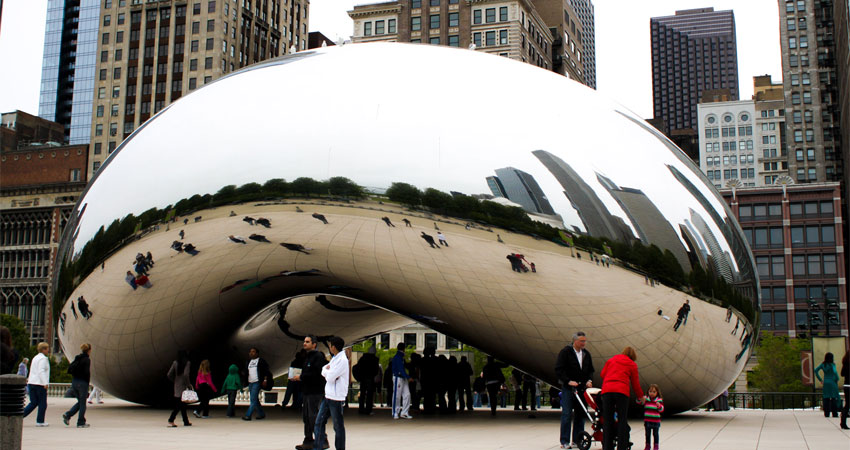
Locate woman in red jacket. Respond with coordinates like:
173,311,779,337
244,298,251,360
600,347,644,450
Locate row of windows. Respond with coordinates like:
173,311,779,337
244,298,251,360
705,168,754,180
762,160,789,171
743,224,836,249
410,0,461,7
705,113,750,125
473,7,509,25
703,140,754,152
755,253,838,279
362,19,397,36
739,201,833,219
473,30,508,47
703,126,753,138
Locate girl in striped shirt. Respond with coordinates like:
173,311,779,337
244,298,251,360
643,384,664,450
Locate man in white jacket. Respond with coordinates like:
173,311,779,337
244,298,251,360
314,336,349,450
23,342,51,426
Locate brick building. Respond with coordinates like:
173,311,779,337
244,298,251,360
1,111,88,346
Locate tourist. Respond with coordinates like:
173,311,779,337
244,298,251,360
166,350,192,427
381,216,395,227
193,359,217,419
248,233,270,243
0,326,16,375
222,364,243,418
672,300,690,332
446,356,458,413
814,352,840,418
600,347,644,450
63,343,92,428
523,372,537,412
295,335,326,450
472,373,485,408
23,342,50,426
436,355,449,412
555,331,595,449
87,386,103,404
243,347,272,420
18,357,29,377
402,218,412,227
281,350,305,409
312,213,329,224
256,218,271,228
482,356,507,416
314,336,348,450
407,353,421,412
642,384,664,450
512,369,524,410
419,347,437,414
437,232,448,246
840,351,849,429
125,271,137,290
78,297,93,319
391,342,412,419
228,235,247,244
420,232,440,249
457,356,474,411
354,345,378,415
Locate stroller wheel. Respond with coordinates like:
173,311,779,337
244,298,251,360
578,431,592,450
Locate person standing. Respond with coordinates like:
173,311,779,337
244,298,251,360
166,350,192,427
642,384,664,450
523,373,537,412
840,351,849,429
482,356,507,416
419,347,438,414
814,352,840,418
295,335,326,450
243,347,272,420
314,336,348,450
222,364,243,418
23,342,51,426
457,356,473,411
17,357,29,377
600,347,644,450
355,345,379,415
282,350,305,409
512,368,524,410
391,342,412,419
193,359,217,418
554,332,595,449
62,343,92,428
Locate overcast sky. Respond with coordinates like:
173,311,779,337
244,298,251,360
1,0,782,119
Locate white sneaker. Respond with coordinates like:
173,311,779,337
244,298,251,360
35,423,49,427
401,414,413,419
392,416,399,420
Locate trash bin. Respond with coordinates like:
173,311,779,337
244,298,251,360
0,374,26,450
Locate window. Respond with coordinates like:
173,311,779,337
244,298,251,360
206,38,213,50
102,32,110,45
208,0,215,13
207,19,215,32
430,0,439,5
424,333,437,349
448,35,459,47
113,67,121,79
375,20,385,35
191,40,199,52
93,161,101,172
99,69,107,80
429,37,440,45
485,8,496,23
95,124,103,136
473,32,481,47
485,30,495,46
412,0,421,7
204,57,212,69
403,333,417,348
93,142,102,155
189,78,197,90
190,58,198,71
111,104,119,117
411,17,421,31
98,87,105,99
96,105,104,117
499,6,508,21
500,29,507,45
388,19,396,33
192,21,200,34
446,336,460,349
430,14,439,29
448,12,458,27
112,86,120,98
473,10,481,24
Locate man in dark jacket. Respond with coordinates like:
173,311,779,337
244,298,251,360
295,335,327,450
457,356,474,411
554,331,595,448
63,343,92,428
243,347,273,421
354,345,379,415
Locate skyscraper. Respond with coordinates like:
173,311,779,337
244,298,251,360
489,167,556,215
650,8,739,134
568,0,596,89
39,0,101,145
778,0,842,183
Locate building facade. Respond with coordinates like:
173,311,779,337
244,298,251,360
753,75,790,185
698,100,757,188
650,8,739,134
722,183,847,338
348,0,592,82
38,0,101,145
1,112,88,347
86,0,309,178
778,0,843,183
568,0,595,88
835,0,850,229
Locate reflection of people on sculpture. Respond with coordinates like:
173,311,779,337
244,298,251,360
437,232,449,246
146,252,155,267
433,222,440,231
731,317,740,335
497,234,504,243
420,232,440,249
673,300,690,331
402,218,412,227
725,308,732,323
78,297,93,319
70,301,78,319
506,254,522,272
219,279,252,293
183,244,199,256
229,211,237,217
228,235,247,244
171,241,183,252
312,213,328,224
125,271,138,290
256,218,271,228
243,216,255,225
136,274,152,288
295,206,304,213
194,216,202,222
281,243,312,254
735,331,751,363
381,216,395,227
249,234,270,243
178,230,185,240
183,218,188,225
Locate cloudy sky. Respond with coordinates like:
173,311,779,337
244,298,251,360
1,0,782,119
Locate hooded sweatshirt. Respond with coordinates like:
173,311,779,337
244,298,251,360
600,354,643,398
222,364,242,391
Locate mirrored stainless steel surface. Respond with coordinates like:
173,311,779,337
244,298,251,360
55,43,759,412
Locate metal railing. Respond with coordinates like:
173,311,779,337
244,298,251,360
727,392,841,410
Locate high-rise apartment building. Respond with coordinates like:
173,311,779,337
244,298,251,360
778,0,842,183
753,75,790,185
567,0,595,88
39,0,101,145
86,0,309,178
835,0,849,216
698,99,757,188
348,0,590,83
650,8,739,134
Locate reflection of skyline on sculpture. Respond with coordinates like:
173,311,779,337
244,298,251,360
55,44,759,413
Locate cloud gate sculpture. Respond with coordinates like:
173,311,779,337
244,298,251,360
55,43,758,413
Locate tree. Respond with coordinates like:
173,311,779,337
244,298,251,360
385,182,422,207
327,176,365,198
749,332,809,392
1,314,33,360
290,177,322,197
422,188,453,213
263,178,289,195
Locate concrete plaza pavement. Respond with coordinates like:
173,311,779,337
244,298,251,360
21,398,850,449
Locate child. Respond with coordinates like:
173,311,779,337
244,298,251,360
643,384,664,450
222,363,243,417
194,360,217,418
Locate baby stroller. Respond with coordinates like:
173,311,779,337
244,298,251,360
573,387,632,450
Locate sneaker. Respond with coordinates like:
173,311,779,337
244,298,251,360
393,416,399,420
62,414,70,426
77,424,90,428
401,414,413,419
242,416,251,421
192,410,201,418
87,401,93,404
35,423,49,427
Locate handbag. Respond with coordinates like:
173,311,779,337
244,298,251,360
181,388,199,403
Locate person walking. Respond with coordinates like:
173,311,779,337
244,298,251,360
840,351,849,429
243,347,272,420
437,232,449,246
419,347,438,414
482,356,507,416
600,347,644,450
62,343,92,428
355,345,379,415
87,386,103,404
222,364,243,418
193,359,217,418
554,332,595,449
673,300,690,332
125,271,137,290
295,335,327,450
391,342,412,419
166,350,192,427
814,352,840,418
420,232,440,249
314,336,348,450
381,216,395,227
642,384,664,450
23,342,51,426
512,369,524,410
457,356,474,411
312,213,329,224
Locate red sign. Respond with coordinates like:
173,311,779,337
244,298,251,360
801,351,813,386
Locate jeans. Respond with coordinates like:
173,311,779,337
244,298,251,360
560,387,587,445
64,379,89,425
358,379,374,414
23,384,48,424
486,383,500,415
602,392,630,450
168,395,189,424
302,393,324,445
473,392,482,407
644,422,660,446
244,381,265,419
282,380,302,408
226,390,237,417
314,399,345,450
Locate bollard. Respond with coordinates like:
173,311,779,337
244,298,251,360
0,374,26,450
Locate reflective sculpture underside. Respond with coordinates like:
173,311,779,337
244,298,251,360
55,43,759,413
